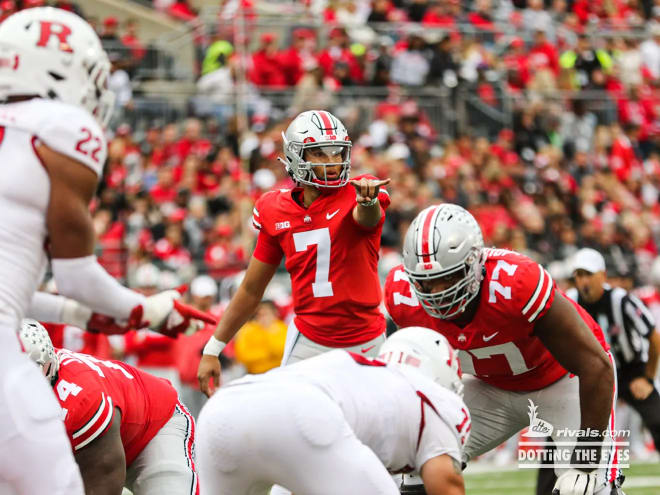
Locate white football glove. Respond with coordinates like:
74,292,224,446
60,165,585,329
553,469,597,495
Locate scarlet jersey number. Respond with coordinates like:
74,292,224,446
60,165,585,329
75,127,103,163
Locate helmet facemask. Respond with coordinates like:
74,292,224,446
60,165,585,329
283,136,351,188
408,246,483,319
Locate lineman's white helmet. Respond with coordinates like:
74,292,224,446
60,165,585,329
280,110,352,188
0,7,115,126
19,319,59,382
378,326,463,397
403,204,484,319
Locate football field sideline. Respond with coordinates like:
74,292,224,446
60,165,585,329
464,462,660,495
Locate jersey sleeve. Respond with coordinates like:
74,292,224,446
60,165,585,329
60,383,115,451
38,104,107,177
384,265,421,327
252,193,284,265
415,410,464,470
513,259,556,326
415,390,469,470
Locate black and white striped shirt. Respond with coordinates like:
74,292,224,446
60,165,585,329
567,285,655,381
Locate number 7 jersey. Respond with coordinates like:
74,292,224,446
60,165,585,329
252,176,390,347
385,248,608,391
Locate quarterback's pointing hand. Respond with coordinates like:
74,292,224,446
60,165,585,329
350,178,391,205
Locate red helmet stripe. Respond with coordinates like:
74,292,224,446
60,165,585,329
318,111,334,136
420,206,438,263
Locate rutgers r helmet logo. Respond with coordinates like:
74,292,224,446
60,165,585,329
36,21,74,53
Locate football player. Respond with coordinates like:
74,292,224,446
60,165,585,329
198,110,390,395
19,319,198,495
196,327,468,495
385,204,620,495
0,8,213,494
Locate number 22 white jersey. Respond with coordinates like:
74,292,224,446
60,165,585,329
0,98,106,330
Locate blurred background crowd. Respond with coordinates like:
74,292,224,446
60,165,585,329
13,0,660,460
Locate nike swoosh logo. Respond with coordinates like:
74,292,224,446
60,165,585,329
483,332,498,342
326,209,340,220
361,345,376,353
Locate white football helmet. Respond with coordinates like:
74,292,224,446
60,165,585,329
0,7,115,126
18,319,59,382
280,110,352,188
378,326,463,397
403,204,485,319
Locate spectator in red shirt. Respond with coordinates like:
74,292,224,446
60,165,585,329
278,28,315,87
251,32,287,88
168,0,197,22
317,27,364,84
204,224,246,278
175,118,212,163
121,18,146,63
422,0,456,28
502,37,531,91
150,167,178,204
529,28,560,76
93,207,127,279
154,221,192,272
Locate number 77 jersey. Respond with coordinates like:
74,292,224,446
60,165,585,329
252,176,390,347
385,248,608,391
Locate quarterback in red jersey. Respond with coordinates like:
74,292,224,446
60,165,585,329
198,110,390,396
19,320,198,495
385,204,621,495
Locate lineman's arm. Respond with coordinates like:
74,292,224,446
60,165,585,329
420,455,465,495
533,292,613,444
74,408,126,495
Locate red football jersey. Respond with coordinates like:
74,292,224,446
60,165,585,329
385,248,608,391
252,175,389,346
53,348,178,465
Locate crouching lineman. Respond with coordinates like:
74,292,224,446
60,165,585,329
19,320,198,495
196,327,469,495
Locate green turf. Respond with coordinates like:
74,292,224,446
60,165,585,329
464,462,660,495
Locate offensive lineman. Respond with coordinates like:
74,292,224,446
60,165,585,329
385,204,620,495
196,327,469,495
198,110,391,394
19,319,198,495
0,8,212,493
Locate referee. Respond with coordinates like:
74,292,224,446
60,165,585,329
568,248,660,452
537,248,659,495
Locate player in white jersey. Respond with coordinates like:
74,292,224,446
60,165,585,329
0,8,214,495
196,327,469,495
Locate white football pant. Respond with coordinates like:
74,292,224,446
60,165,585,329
463,360,619,494
197,380,399,495
0,325,84,494
281,318,386,365
125,401,198,495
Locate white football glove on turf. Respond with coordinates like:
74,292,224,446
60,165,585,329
552,469,597,495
